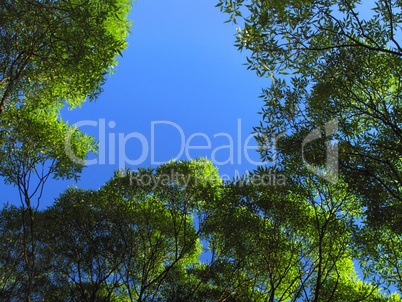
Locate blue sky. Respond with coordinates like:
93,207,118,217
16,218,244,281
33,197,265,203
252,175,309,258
2,0,269,208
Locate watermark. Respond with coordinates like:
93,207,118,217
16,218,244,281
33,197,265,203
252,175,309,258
127,168,286,190
65,119,272,168
301,120,338,183
64,118,338,184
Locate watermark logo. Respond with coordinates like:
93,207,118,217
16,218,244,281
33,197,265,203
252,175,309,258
64,118,339,184
301,120,338,183
126,168,286,189
64,119,265,168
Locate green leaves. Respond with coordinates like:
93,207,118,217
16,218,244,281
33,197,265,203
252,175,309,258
0,0,132,190
0,101,96,185
28,161,208,301
218,0,402,79
217,0,402,299
0,0,132,112
0,158,400,300
0,2,132,300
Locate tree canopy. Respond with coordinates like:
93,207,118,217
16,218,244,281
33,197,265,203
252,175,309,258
1,0,402,301
216,0,402,297
1,158,401,300
0,0,131,300
0,0,131,113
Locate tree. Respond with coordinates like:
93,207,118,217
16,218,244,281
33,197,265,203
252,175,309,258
1,159,401,300
0,1,131,300
217,0,402,74
217,0,402,295
0,88,96,302
36,159,221,301
0,0,131,114
0,204,26,301
200,172,396,301
216,0,402,226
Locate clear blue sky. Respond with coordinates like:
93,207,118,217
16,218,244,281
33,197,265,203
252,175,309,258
2,0,269,208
